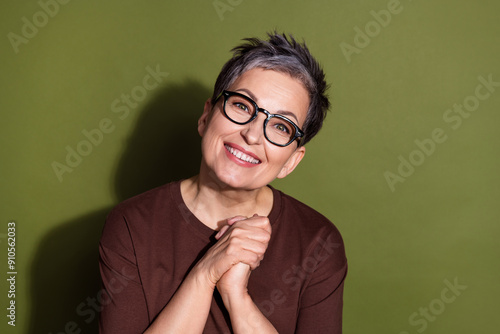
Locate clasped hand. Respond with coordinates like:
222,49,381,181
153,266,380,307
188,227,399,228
198,214,271,298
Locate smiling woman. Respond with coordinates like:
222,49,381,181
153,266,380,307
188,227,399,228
98,32,347,334
197,68,310,192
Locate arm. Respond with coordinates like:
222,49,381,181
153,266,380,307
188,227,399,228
217,264,278,334
294,232,347,334
98,208,216,333
215,216,278,334
99,242,150,333
99,209,272,333
143,265,215,333
146,215,273,333
100,246,216,334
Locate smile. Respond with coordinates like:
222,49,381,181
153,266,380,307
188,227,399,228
224,144,261,164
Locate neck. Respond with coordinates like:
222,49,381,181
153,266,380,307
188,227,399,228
180,174,273,230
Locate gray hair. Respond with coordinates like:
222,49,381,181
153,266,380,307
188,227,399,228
211,32,330,146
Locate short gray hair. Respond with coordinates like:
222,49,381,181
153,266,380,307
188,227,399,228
211,32,330,146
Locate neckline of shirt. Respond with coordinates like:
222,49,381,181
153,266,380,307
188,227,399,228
170,180,282,241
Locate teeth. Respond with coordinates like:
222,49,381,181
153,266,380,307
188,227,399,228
225,145,260,164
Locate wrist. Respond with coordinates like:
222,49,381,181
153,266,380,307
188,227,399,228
190,264,217,292
224,293,278,333
220,289,252,314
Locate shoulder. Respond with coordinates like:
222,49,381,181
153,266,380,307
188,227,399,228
101,181,179,245
274,188,343,241
270,187,347,281
107,181,178,220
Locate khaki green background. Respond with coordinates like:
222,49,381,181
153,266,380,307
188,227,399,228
1,0,499,333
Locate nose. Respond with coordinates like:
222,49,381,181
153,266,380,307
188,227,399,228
241,111,266,145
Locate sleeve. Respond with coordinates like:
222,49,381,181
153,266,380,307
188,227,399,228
294,231,348,334
98,206,150,333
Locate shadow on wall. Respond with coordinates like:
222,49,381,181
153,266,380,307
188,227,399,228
29,81,210,333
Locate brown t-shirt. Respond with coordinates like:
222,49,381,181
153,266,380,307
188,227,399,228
99,181,347,333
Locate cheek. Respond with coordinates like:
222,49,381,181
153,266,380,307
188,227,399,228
266,147,294,169
201,117,221,143
205,112,233,136
201,116,234,154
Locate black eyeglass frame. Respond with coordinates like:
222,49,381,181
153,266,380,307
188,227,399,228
217,90,305,147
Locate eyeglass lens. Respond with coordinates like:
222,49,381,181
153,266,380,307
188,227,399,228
225,94,296,146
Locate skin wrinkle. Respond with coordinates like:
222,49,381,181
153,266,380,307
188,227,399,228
197,68,309,196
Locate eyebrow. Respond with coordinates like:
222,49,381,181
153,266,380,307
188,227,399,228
235,88,300,124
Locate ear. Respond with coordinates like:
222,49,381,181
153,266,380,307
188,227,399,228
198,99,214,137
277,145,306,179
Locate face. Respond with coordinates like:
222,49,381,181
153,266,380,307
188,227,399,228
198,68,309,190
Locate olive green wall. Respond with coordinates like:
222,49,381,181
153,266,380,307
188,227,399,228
1,0,499,333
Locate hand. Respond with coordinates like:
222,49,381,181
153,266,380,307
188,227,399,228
195,214,272,288
216,215,268,301
217,262,251,299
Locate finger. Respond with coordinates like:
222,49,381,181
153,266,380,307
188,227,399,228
215,225,230,240
236,249,265,270
216,215,248,239
240,238,269,257
227,215,248,225
236,215,272,235
226,224,271,244
226,237,269,263
215,216,248,240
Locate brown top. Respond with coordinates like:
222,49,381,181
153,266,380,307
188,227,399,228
99,181,347,333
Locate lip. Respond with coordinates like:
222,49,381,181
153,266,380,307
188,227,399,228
223,142,262,167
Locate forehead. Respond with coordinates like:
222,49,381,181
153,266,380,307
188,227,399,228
228,68,310,127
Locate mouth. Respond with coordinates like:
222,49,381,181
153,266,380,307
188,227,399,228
224,144,261,165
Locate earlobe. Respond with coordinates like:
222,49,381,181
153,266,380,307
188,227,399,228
277,145,306,179
198,99,213,136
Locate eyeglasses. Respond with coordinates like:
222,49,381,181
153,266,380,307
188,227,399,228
217,90,305,147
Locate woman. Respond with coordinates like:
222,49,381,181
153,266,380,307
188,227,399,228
99,32,347,333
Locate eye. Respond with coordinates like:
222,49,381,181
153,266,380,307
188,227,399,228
274,123,290,134
234,102,250,113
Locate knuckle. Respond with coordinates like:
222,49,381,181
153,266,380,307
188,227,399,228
227,228,242,240
225,243,239,257
250,253,260,263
